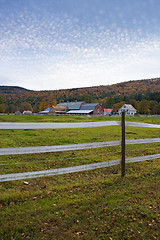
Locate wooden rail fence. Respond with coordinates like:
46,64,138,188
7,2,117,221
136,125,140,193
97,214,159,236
0,115,160,182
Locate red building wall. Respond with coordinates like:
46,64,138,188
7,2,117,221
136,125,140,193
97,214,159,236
93,104,104,115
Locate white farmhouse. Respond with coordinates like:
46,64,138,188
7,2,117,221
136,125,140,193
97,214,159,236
118,104,137,116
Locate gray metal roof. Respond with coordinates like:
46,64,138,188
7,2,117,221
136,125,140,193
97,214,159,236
39,107,50,114
80,103,99,110
57,102,84,110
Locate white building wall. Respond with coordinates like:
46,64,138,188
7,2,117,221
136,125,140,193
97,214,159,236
118,105,137,116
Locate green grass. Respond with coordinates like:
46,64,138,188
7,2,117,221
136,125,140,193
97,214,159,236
0,160,160,239
0,126,120,148
125,115,160,124
0,124,160,175
0,115,160,239
0,114,119,123
0,126,160,148
0,142,160,175
0,114,160,124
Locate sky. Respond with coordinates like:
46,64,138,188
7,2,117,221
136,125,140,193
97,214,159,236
0,0,160,91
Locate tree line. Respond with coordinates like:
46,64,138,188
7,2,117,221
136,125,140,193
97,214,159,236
0,90,160,115
0,78,160,114
103,92,160,115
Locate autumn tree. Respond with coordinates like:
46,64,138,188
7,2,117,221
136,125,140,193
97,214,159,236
39,99,49,111
80,94,93,103
129,99,138,109
112,101,125,112
32,103,39,113
149,100,158,115
5,104,18,113
138,100,150,114
0,104,4,113
0,96,4,113
52,99,57,106
20,102,33,112
157,103,160,114
104,96,114,108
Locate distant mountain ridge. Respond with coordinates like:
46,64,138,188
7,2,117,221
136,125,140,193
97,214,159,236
0,86,31,93
1,77,160,94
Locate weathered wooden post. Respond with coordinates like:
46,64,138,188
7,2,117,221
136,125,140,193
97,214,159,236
121,111,125,177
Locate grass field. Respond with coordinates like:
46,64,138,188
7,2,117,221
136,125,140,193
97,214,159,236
0,143,160,175
0,114,160,124
0,126,160,148
0,114,115,123
0,161,160,239
0,115,160,239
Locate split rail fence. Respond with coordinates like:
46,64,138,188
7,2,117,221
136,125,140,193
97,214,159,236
0,114,160,182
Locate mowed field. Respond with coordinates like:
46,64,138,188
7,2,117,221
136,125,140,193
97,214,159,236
0,115,160,239
0,114,160,124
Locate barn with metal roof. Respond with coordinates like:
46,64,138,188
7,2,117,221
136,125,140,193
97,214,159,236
57,101,84,110
65,102,104,115
81,103,99,110
40,102,104,115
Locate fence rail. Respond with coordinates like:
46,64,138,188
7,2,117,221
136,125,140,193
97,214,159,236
0,153,160,182
0,138,160,155
0,119,160,182
0,121,160,129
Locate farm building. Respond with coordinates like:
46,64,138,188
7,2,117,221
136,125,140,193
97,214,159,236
66,102,104,115
49,106,68,114
104,109,113,116
40,102,104,115
57,101,84,110
39,108,50,114
118,104,137,116
23,111,32,115
80,103,104,115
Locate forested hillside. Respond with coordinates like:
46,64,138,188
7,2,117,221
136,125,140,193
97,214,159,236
0,78,160,114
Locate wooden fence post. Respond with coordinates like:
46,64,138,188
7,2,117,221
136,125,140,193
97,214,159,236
121,111,125,177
